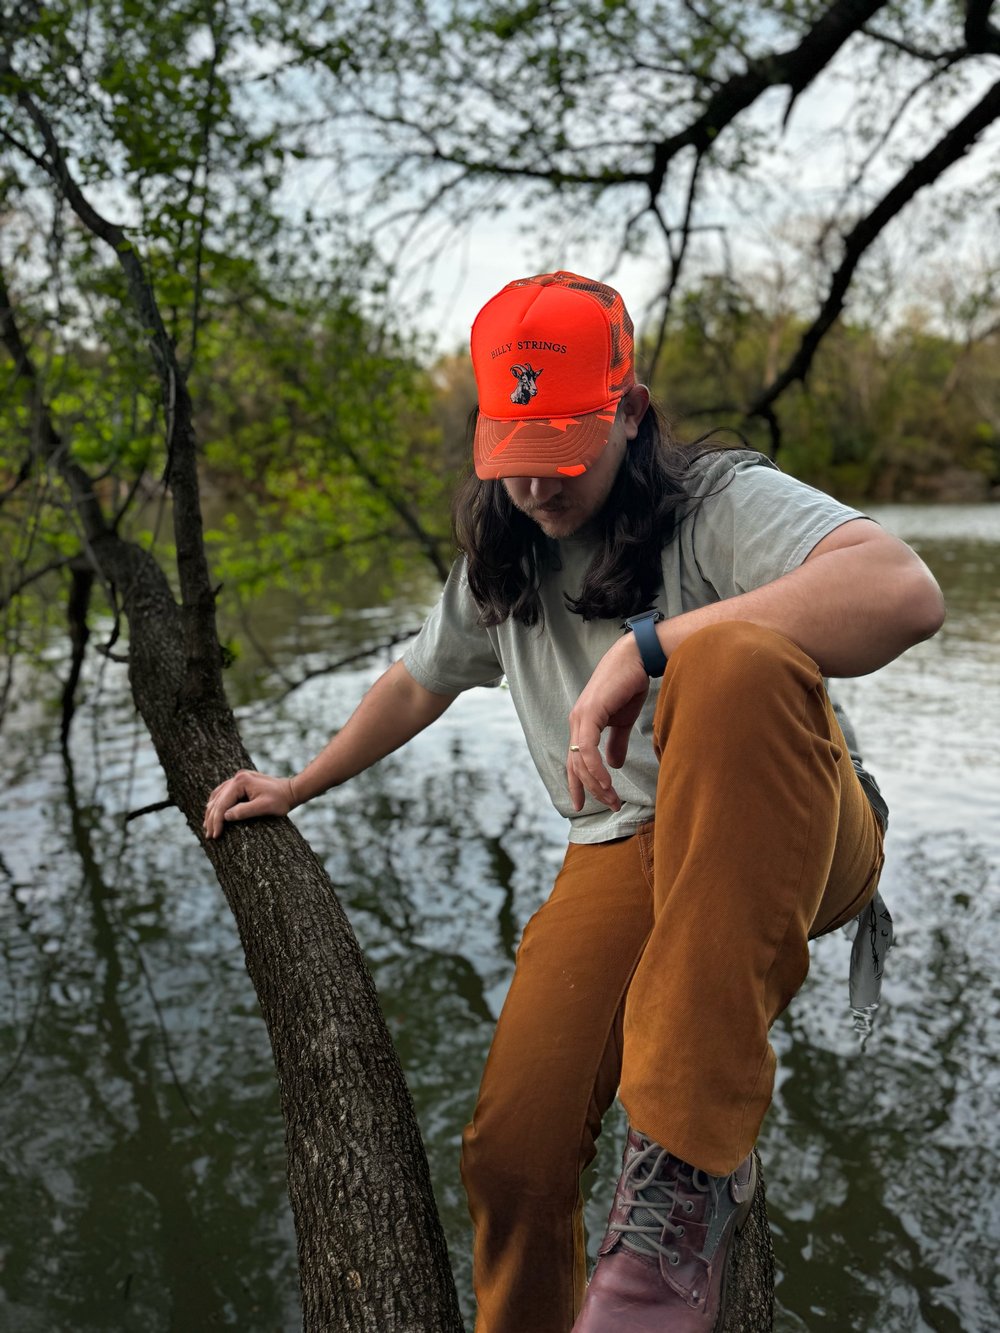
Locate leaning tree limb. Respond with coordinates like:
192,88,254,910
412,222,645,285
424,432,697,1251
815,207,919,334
0,85,466,1331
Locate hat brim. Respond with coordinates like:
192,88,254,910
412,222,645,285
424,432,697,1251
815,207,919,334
474,402,619,480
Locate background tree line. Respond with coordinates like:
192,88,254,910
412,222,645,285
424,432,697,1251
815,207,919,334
432,271,1000,502
8,259,996,689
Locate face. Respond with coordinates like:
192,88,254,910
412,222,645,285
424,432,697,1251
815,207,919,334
501,387,649,539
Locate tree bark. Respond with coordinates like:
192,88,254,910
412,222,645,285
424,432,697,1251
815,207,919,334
720,1152,775,1332
108,531,466,1330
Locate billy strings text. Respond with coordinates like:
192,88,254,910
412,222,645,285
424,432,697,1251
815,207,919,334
491,339,568,359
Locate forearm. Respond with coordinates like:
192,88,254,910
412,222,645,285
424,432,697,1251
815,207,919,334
291,660,458,804
204,661,457,838
656,533,945,677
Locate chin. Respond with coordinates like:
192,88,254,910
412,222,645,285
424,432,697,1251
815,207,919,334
537,515,581,538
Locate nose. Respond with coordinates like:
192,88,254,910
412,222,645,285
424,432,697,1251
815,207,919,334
528,476,562,503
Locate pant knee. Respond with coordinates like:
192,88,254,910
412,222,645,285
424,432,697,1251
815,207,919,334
461,1127,537,1212
656,621,827,747
461,1107,584,1210
668,621,818,693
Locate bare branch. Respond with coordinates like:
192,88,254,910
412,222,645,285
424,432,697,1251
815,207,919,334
748,76,1000,424
832,54,964,220
646,0,893,196
0,123,49,170
183,9,227,375
374,0,893,229
681,0,754,66
124,799,175,823
860,25,963,63
265,627,425,706
0,555,75,611
643,149,706,384
410,141,645,189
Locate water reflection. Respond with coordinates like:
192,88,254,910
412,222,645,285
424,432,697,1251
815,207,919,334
1,505,998,1330
1,742,298,1329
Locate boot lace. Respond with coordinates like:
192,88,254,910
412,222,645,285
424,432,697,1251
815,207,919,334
610,1136,716,1266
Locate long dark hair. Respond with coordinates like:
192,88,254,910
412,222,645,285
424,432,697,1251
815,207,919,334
453,401,723,627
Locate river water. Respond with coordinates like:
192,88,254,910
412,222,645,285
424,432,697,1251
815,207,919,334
1,504,998,1331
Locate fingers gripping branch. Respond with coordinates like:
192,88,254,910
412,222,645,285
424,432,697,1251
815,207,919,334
202,769,296,840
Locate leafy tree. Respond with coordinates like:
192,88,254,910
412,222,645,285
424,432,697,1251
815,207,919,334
638,270,999,496
1,2,461,1326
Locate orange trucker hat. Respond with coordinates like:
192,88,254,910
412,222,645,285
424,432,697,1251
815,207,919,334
470,271,635,479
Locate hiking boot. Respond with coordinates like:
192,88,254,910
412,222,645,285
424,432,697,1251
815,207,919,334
572,1127,757,1332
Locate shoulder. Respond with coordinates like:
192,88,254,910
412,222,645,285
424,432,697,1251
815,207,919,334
681,448,856,521
681,446,779,497
676,447,867,588
439,555,487,620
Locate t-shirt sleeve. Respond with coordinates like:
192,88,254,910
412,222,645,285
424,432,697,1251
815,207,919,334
687,453,868,598
402,558,504,693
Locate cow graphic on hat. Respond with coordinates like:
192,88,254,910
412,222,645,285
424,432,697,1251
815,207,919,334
510,363,543,406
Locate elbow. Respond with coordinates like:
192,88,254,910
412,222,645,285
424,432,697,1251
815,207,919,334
900,567,946,646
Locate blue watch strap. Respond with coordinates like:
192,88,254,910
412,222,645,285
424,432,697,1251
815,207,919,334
625,610,667,678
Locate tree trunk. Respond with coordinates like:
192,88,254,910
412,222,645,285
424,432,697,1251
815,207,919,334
102,532,465,1331
720,1151,775,1332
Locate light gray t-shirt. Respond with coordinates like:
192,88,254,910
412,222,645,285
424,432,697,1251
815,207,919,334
404,450,878,843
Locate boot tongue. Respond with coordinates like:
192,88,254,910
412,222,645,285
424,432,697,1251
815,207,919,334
621,1171,679,1259
614,1140,687,1260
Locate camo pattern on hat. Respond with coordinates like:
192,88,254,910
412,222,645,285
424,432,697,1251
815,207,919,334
471,271,635,479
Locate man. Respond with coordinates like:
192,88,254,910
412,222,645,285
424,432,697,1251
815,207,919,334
204,272,944,1332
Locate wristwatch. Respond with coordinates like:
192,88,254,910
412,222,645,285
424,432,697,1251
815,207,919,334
624,609,667,678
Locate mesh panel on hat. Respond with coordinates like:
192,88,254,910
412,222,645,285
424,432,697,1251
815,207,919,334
560,276,635,395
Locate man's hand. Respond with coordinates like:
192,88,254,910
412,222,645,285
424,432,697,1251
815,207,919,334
203,770,297,840
567,634,651,812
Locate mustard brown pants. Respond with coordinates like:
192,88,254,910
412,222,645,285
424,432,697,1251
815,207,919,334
460,622,885,1333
